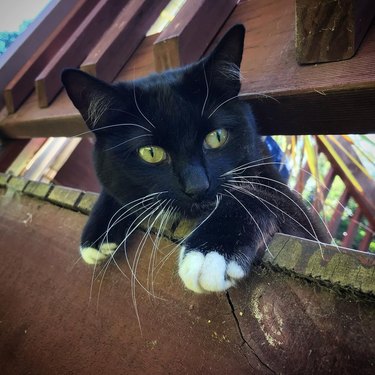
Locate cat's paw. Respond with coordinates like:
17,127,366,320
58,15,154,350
178,247,245,293
80,242,117,265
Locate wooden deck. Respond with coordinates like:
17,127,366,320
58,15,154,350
0,175,374,374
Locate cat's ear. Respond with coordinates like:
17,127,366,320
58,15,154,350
208,24,245,70
61,68,117,129
203,24,245,95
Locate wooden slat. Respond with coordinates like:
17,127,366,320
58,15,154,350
342,207,362,248
293,162,310,193
313,166,336,211
153,0,238,71
328,187,350,238
359,228,374,252
3,0,96,114
35,0,127,108
296,0,375,64
81,0,169,81
0,0,78,110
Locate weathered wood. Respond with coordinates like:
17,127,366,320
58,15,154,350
3,0,96,114
153,0,237,71
0,183,374,374
296,0,375,64
0,0,78,110
35,0,127,108
81,0,169,80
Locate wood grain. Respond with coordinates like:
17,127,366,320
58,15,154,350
0,188,374,374
296,0,375,64
153,0,238,71
0,0,78,110
35,0,127,108
3,0,96,114
81,0,169,81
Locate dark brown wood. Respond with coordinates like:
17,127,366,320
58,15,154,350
81,0,169,80
342,207,362,248
328,187,350,237
296,0,375,64
0,0,78,110
0,188,374,375
313,166,335,211
293,162,310,193
53,138,100,192
35,0,127,108
3,0,96,114
359,228,374,252
0,140,28,172
153,0,237,71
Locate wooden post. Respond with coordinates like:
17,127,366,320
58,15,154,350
295,0,375,64
153,0,238,71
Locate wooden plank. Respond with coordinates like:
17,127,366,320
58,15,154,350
342,207,362,248
35,0,128,108
328,187,350,237
0,188,374,374
81,0,169,81
153,0,238,71
296,0,375,64
0,0,78,110
3,0,96,114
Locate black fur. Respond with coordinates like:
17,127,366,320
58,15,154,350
62,25,329,288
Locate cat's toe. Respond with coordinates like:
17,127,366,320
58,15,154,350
80,242,117,265
178,247,245,293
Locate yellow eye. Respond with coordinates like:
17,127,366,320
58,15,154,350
138,146,167,164
204,129,228,149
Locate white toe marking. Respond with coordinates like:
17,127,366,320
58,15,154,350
80,242,117,265
199,252,232,292
227,260,246,279
178,251,205,293
178,250,245,293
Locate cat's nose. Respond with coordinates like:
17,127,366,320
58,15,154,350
184,179,209,199
181,164,209,199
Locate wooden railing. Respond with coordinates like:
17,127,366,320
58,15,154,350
294,135,375,251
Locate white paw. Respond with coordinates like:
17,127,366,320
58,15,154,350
178,247,245,293
80,242,117,265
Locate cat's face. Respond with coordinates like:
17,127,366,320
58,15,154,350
62,25,260,217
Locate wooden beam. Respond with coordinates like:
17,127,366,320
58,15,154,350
35,0,127,108
295,0,375,64
153,0,238,71
0,0,78,109
81,0,169,81
3,0,96,114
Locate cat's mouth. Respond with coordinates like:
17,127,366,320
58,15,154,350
182,199,217,218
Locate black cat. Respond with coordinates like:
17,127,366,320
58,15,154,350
62,25,329,293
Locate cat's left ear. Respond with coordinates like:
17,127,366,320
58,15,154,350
203,24,245,95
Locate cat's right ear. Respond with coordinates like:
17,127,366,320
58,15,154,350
61,68,116,129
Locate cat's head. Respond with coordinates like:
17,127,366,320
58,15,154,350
62,25,260,217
